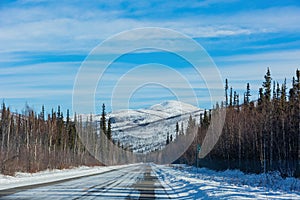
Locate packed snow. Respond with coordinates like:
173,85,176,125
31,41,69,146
153,164,300,199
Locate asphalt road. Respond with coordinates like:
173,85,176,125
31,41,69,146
0,164,170,200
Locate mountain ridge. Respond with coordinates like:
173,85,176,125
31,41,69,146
108,100,203,153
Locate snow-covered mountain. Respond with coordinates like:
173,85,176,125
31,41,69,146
76,101,203,153
107,100,203,153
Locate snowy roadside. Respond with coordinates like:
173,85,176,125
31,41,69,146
153,164,300,199
0,164,129,191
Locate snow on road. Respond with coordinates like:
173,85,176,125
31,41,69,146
0,164,128,191
1,163,300,199
153,164,300,199
0,163,160,199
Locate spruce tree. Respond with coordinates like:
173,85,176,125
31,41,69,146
202,110,209,128
281,79,287,108
40,105,45,120
107,118,112,140
263,68,272,102
176,122,179,138
166,132,170,145
258,88,263,106
225,79,229,107
57,105,61,119
234,91,237,106
229,87,233,107
245,83,251,104
66,109,70,125
276,82,281,101
100,103,106,135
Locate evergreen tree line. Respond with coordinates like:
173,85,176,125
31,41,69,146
181,68,300,177
0,105,100,175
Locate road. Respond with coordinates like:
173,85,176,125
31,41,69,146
2,163,299,199
0,164,170,200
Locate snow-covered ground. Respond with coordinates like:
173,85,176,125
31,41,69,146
0,165,127,191
153,164,300,199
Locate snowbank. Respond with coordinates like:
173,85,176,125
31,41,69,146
0,165,126,191
153,164,300,199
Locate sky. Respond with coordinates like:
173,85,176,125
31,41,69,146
1,0,300,115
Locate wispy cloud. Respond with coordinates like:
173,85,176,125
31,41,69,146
1,2,299,53
1,0,300,113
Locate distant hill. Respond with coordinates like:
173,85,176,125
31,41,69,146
107,100,203,153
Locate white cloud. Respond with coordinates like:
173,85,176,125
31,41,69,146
1,3,299,53
0,61,80,75
216,49,300,92
0,61,79,102
216,49,300,63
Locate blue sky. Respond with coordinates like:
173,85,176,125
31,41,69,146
1,0,300,115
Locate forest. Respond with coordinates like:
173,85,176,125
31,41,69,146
181,68,300,178
0,104,105,175
0,68,299,178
